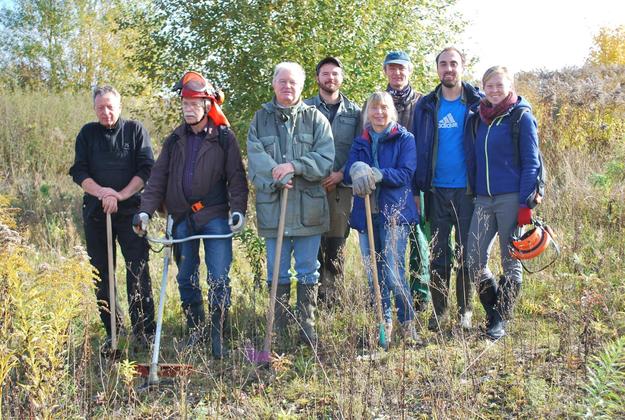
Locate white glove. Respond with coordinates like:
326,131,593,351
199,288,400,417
228,211,245,233
132,212,150,237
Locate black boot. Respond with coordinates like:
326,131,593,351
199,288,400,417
274,283,291,335
296,282,318,346
183,302,207,347
428,269,450,331
497,275,522,323
318,237,345,306
478,276,505,340
210,305,228,359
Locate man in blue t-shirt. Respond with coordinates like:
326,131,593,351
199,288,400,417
412,47,482,331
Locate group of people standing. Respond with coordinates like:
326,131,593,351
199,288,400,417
70,46,542,359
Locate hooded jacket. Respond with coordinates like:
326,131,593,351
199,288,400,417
247,99,334,238
344,123,418,232
412,82,482,197
471,97,541,206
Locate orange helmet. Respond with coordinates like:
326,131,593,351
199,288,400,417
509,219,560,273
173,71,230,126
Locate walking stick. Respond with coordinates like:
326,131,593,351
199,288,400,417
364,193,388,350
105,212,120,356
258,186,289,364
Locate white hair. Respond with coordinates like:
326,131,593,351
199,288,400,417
272,62,306,85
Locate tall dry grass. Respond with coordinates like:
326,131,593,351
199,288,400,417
0,63,624,417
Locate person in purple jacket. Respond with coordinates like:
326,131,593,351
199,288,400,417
344,91,419,344
467,66,541,340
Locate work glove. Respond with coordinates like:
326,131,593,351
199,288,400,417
371,167,383,183
229,211,245,233
132,212,150,237
517,207,532,226
273,172,294,190
349,161,376,197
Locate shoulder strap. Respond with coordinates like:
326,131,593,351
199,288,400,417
217,124,229,153
511,107,530,166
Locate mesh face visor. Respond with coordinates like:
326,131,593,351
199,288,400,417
509,221,560,273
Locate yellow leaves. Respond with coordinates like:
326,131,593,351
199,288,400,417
589,25,625,65
0,198,96,417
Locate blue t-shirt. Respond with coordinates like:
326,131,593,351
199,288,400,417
433,96,467,188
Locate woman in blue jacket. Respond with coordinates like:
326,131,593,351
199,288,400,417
344,91,419,344
467,66,541,340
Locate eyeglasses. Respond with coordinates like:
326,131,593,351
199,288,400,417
181,100,205,110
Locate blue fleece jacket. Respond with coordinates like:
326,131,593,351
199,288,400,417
472,97,541,207
412,82,482,197
344,123,418,232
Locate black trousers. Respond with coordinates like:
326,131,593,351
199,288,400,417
428,188,474,316
83,211,155,338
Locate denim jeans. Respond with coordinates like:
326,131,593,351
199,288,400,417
173,217,232,309
265,235,321,285
358,215,415,323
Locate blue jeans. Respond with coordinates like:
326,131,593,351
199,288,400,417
265,235,321,285
358,215,415,323
173,217,232,309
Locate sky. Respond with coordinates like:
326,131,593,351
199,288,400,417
455,0,625,78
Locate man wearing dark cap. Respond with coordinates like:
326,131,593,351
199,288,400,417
305,57,360,305
380,51,431,314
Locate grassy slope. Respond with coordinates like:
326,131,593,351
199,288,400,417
1,65,625,417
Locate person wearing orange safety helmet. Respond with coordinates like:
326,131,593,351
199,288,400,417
134,71,249,358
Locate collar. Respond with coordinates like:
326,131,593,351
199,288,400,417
435,83,468,104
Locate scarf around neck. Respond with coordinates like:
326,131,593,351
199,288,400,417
478,91,519,125
387,84,413,106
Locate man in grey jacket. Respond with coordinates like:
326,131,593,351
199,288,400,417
305,56,360,305
247,62,334,347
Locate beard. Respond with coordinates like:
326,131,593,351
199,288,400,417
441,74,459,89
319,82,339,95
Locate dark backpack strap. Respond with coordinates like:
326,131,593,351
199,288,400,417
511,107,530,167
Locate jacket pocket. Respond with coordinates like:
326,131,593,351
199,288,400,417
294,133,314,157
300,187,326,227
259,136,279,160
256,191,279,229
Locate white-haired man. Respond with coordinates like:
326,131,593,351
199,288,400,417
247,62,334,347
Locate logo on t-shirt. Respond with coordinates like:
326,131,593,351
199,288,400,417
439,113,458,129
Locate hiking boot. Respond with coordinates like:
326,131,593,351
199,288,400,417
183,303,207,348
400,321,421,346
210,306,228,359
296,282,318,346
132,333,152,352
459,311,473,330
274,283,291,334
427,311,448,332
385,321,393,344
497,275,522,322
484,306,506,340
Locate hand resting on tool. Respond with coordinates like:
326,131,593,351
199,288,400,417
349,161,377,197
